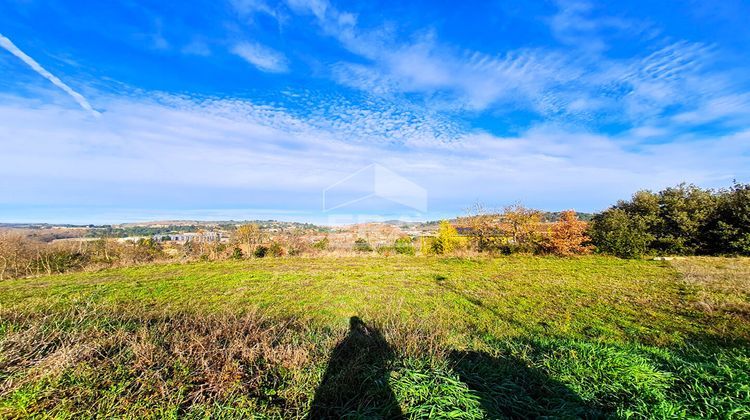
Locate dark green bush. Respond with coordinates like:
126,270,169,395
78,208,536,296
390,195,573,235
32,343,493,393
231,247,244,259
353,238,373,252
394,237,415,255
254,245,269,258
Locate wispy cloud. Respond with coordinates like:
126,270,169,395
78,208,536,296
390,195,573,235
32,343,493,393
548,0,652,52
0,33,99,117
231,0,287,22
672,93,750,126
231,41,289,73
283,0,590,112
2,2,750,222
283,0,750,133
1,85,748,220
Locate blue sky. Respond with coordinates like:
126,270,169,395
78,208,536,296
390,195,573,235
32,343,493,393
1,0,750,224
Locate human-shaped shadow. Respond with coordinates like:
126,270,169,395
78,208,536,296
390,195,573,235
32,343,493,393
307,316,404,419
448,350,604,418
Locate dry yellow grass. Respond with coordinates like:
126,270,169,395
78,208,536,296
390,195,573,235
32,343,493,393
670,257,750,321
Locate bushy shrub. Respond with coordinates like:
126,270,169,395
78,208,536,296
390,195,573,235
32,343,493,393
254,245,269,258
353,238,373,252
231,247,244,260
282,233,309,256
394,236,415,255
268,241,286,257
428,221,465,255
121,238,164,264
31,248,88,275
312,237,329,251
181,240,199,258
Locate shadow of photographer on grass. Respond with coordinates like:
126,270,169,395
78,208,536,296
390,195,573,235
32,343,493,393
307,316,601,419
307,316,404,419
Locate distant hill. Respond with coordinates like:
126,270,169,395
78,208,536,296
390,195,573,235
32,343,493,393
2,213,595,241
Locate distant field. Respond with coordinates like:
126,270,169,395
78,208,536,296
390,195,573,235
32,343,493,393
1,256,748,418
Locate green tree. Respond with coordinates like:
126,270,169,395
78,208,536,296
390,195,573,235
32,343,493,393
603,184,717,256
703,183,750,255
268,241,286,257
589,209,652,259
652,184,716,254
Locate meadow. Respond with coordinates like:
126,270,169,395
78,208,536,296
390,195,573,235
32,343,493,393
1,256,748,418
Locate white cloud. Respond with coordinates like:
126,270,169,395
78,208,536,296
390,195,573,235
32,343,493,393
672,93,750,126
1,86,748,220
230,0,289,26
286,0,330,23
283,0,750,131
231,41,289,73
0,33,100,117
548,0,650,52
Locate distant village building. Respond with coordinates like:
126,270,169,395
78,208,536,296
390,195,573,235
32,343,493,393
153,231,225,243
116,236,148,243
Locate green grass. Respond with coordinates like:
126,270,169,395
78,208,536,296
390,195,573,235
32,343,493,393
1,255,748,418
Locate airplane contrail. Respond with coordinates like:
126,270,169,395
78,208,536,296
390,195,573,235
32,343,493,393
0,33,100,117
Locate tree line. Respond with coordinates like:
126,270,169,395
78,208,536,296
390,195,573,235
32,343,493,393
589,182,750,258
445,182,749,258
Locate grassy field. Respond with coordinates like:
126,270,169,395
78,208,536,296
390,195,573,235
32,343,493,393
1,256,748,418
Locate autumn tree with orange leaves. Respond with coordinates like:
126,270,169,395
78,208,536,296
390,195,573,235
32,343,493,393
545,210,592,256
